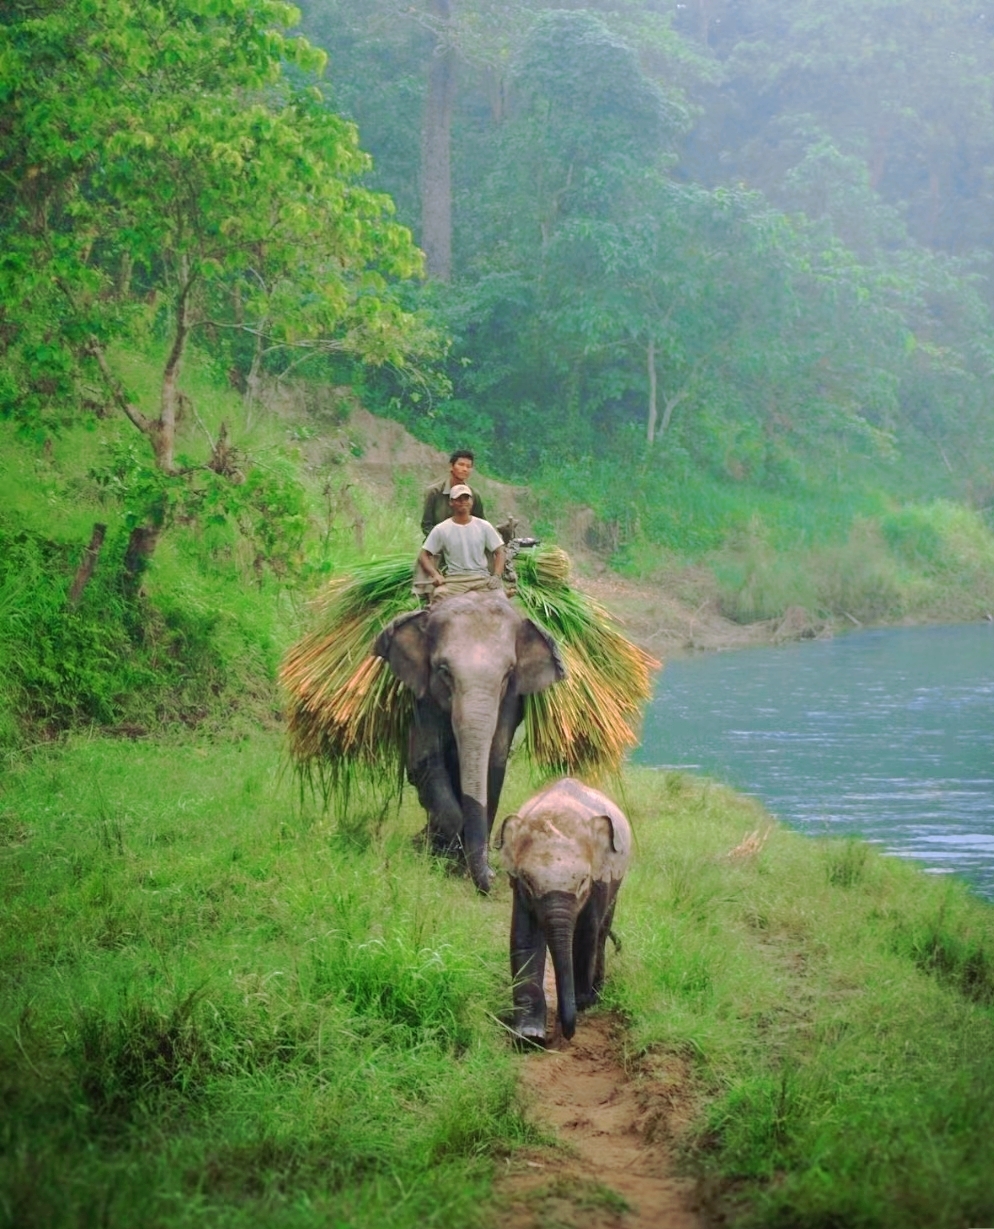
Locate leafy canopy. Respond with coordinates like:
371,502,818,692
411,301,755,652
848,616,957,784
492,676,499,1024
0,0,430,446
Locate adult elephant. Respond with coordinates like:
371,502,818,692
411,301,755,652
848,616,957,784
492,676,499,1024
374,591,565,893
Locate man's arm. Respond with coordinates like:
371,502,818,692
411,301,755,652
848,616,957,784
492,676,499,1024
491,545,505,577
418,548,445,587
420,487,438,537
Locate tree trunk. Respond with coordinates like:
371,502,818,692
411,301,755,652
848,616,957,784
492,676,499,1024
156,254,193,474
646,337,658,444
121,495,168,600
117,252,133,298
869,122,890,192
421,0,456,281
244,326,265,429
121,524,162,600
660,387,690,435
68,523,107,609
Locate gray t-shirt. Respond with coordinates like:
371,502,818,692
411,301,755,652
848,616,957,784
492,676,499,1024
423,517,503,577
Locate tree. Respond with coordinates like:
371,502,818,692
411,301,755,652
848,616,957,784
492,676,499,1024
676,0,994,261
1,0,431,576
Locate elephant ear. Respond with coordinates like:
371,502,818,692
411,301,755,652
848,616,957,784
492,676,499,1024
493,813,538,876
515,619,566,695
492,813,518,850
374,609,429,698
592,813,632,878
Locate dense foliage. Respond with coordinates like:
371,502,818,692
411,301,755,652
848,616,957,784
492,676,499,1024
1,0,433,576
297,0,994,558
0,0,437,740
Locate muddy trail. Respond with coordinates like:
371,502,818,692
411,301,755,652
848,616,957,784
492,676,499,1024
494,971,705,1229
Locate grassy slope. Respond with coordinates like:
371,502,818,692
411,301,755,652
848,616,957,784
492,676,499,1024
2,736,993,1229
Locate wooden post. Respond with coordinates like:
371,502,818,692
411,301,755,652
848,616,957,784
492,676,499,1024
68,523,107,609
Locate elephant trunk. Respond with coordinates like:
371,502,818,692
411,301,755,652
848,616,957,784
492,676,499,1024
539,891,578,1041
451,687,501,893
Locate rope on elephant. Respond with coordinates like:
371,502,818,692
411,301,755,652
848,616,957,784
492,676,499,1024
279,547,659,802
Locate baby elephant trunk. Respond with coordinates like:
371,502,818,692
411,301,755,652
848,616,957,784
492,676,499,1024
537,890,579,1041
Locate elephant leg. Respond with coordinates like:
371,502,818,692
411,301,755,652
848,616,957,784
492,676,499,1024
409,701,463,856
572,885,604,1012
510,883,548,1044
592,883,621,999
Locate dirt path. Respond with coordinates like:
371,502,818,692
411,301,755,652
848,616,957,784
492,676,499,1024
494,973,704,1229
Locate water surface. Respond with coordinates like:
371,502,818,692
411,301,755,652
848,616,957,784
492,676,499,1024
634,623,994,899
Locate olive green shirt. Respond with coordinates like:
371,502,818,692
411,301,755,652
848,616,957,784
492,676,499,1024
420,477,485,538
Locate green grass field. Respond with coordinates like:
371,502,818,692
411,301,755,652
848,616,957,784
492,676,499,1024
3,345,994,1227
2,733,993,1228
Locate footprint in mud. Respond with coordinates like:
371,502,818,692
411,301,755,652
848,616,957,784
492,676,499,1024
495,971,703,1229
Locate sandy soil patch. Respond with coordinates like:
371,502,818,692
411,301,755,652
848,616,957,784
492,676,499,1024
494,961,703,1229
496,1016,703,1229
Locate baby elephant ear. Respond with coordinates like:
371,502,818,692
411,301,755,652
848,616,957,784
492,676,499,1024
594,813,630,858
374,609,429,698
515,620,566,695
493,814,518,850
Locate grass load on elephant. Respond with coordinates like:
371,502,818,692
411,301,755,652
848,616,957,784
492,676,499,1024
280,546,657,888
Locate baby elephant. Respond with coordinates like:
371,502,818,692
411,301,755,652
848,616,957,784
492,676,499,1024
495,777,632,1044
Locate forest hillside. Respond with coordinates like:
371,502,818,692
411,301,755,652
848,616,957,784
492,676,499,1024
296,0,994,581
5,0,994,750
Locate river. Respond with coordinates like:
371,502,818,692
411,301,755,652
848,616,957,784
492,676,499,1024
633,622,994,900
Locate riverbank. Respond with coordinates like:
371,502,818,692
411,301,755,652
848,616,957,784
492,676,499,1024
2,731,992,1228
342,404,994,660
574,569,824,656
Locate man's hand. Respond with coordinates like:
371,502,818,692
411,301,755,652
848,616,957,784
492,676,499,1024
418,548,445,587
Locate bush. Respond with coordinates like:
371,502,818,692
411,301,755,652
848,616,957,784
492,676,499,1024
0,517,267,742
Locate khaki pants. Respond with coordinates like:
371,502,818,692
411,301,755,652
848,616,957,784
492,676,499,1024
429,573,503,604
413,552,505,605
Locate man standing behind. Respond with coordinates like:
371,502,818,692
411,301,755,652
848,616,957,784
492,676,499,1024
419,485,504,602
421,449,486,536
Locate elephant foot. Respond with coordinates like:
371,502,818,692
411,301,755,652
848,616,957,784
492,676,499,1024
570,983,602,1012
513,1025,546,1049
415,827,467,868
512,1014,547,1048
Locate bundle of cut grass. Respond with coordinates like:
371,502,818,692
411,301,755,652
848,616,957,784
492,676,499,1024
280,546,659,795
514,548,659,777
280,555,417,796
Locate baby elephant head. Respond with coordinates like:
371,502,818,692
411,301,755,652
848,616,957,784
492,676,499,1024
495,778,631,1043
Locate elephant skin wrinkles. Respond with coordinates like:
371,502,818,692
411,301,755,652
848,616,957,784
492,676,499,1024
496,777,632,1044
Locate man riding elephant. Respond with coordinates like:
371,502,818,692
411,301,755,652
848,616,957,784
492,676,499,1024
418,484,505,603
420,449,486,537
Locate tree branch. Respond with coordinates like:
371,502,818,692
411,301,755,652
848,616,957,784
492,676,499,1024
86,337,152,433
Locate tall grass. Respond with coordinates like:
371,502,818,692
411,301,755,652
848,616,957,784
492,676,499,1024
709,502,994,624
0,734,534,1229
610,769,994,1229
3,736,993,1228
